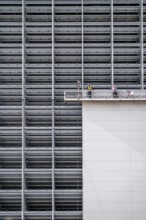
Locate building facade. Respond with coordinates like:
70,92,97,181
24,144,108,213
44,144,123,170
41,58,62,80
0,0,145,220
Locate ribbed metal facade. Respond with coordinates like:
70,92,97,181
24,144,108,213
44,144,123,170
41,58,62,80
0,0,145,219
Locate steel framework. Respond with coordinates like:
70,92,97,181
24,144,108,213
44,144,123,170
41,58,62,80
0,0,146,219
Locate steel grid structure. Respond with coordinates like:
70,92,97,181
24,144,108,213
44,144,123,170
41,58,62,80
0,0,146,219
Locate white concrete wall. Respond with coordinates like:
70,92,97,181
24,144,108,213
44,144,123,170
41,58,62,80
83,102,146,220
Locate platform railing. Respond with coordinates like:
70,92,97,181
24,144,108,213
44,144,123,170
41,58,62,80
64,90,146,101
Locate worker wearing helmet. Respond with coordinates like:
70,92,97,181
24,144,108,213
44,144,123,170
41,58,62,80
87,84,92,98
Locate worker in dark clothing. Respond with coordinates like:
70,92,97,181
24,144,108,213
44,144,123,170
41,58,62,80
77,80,81,98
87,84,92,98
77,80,81,94
112,85,118,98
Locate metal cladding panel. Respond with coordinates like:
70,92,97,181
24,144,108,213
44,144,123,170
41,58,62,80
0,0,146,219
83,102,146,220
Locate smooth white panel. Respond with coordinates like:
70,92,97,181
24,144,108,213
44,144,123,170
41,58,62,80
83,171,131,182
83,102,146,220
84,201,131,212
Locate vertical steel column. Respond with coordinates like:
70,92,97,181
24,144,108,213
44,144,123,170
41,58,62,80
81,1,84,216
141,0,144,90
52,0,55,220
81,0,84,93
111,0,114,88
22,0,26,219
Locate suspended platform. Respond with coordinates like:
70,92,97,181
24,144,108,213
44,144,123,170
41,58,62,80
64,90,146,102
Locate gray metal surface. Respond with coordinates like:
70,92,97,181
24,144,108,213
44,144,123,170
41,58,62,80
0,0,146,219
52,0,55,219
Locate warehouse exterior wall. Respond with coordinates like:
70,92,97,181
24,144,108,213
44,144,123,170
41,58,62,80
83,102,146,220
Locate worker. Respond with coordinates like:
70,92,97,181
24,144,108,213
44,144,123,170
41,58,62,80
127,90,134,98
77,80,81,94
77,80,81,98
112,85,118,98
87,84,92,98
